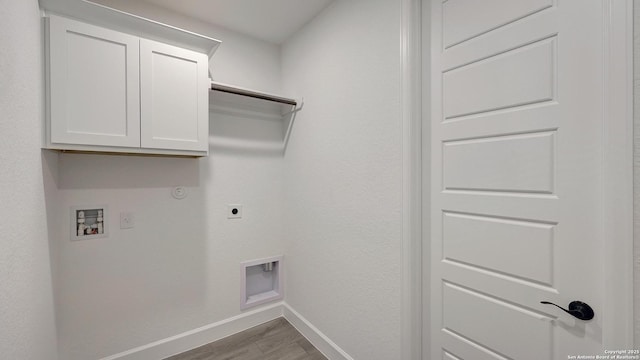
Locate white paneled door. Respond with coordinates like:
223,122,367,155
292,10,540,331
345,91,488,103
429,0,628,359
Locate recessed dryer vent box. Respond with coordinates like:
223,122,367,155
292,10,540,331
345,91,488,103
240,255,283,310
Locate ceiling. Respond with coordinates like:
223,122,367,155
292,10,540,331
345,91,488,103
133,0,334,44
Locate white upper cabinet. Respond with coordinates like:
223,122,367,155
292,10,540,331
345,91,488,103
140,39,209,152
43,12,218,157
47,15,140,148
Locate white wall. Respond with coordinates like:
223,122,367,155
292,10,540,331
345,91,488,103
281,1,403,358
46,3,287,359
53,152,284,359
0,0,59,359
634,0,640,347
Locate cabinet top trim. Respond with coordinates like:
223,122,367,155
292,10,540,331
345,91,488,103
40,0,222,58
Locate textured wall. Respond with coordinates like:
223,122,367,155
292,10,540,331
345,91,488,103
0,0,59,359
53,151,284,360
281,1,403,358
634,0,640,347
45,4,287,359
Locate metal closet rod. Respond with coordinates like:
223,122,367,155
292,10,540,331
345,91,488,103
210,81,297,106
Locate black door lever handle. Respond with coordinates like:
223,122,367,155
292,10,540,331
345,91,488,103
540,301,594,320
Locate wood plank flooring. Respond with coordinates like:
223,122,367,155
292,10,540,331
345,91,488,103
164,317,328,360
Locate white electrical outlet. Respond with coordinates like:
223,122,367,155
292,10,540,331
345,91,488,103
227,204,243,219
120,212,135,229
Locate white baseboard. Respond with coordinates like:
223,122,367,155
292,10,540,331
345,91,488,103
99,302,353,360
99,303,284,360
282,303,354,360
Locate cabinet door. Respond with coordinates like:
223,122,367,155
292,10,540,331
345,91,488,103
48,15,140,147
140,39,209,152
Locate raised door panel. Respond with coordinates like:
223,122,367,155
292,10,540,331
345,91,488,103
442,38,555,119
48,15,140,147
443,0,553,48
140,39,208,152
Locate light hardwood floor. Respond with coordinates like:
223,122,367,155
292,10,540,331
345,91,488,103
164,317,328,360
